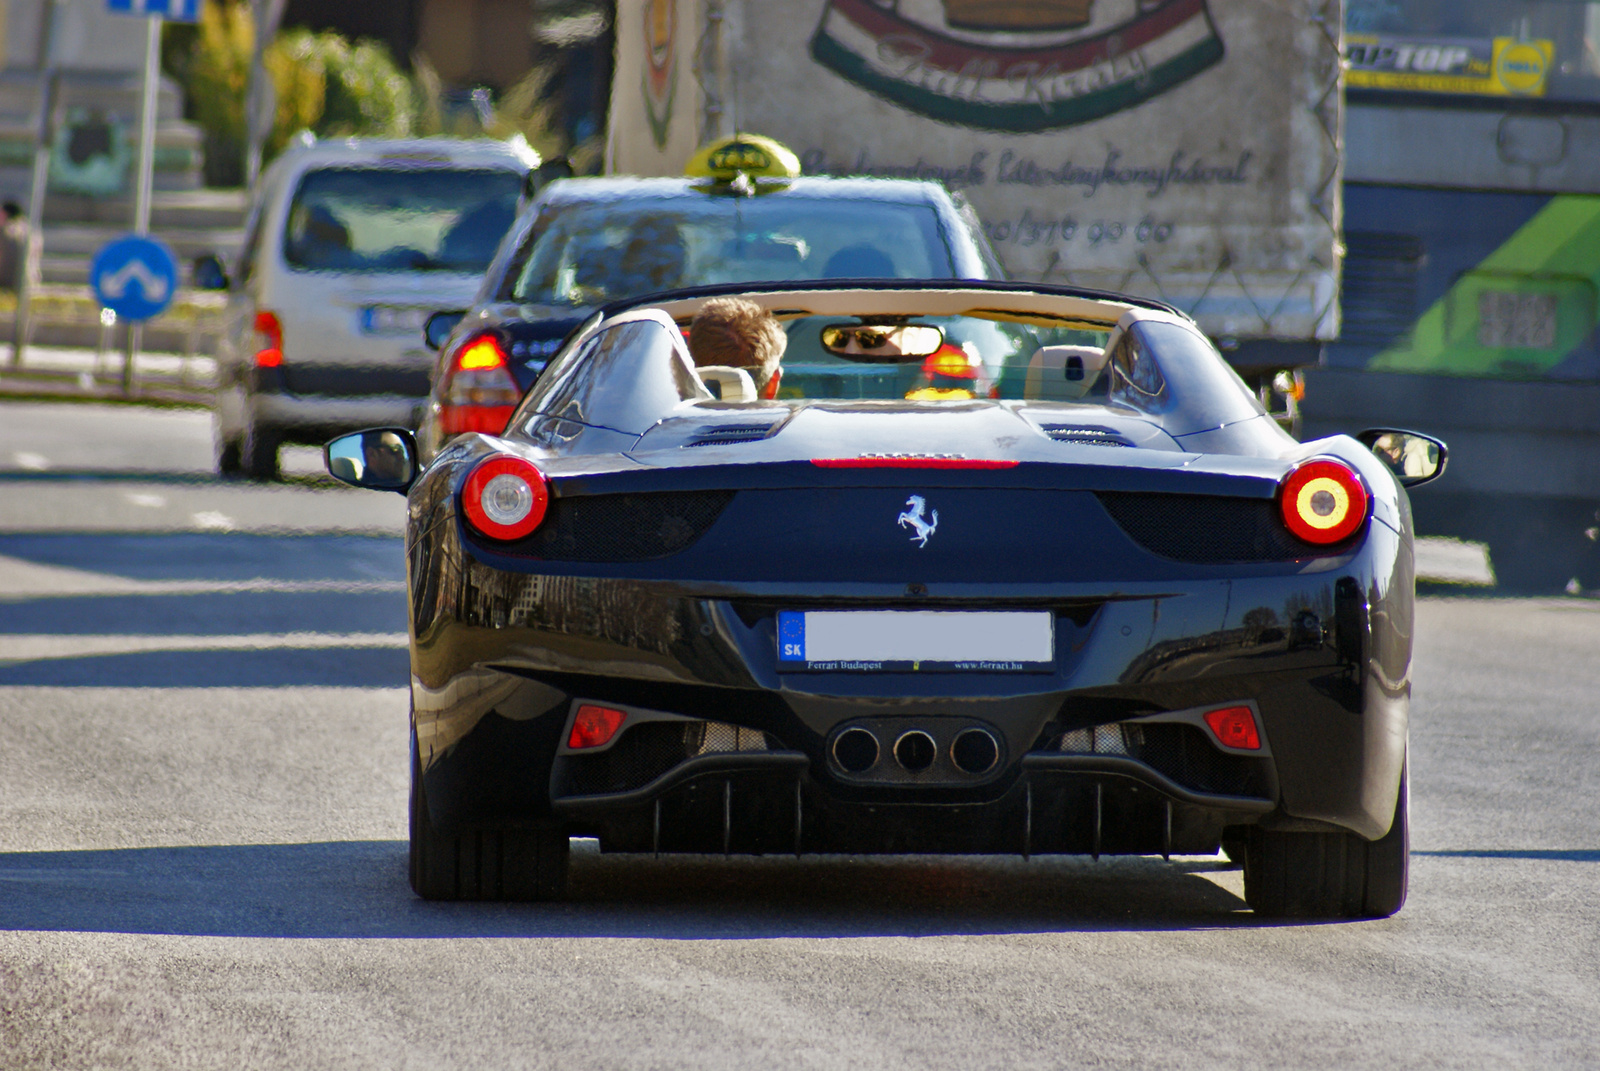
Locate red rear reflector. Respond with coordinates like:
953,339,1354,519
810,458,1019,469
568,705,627,749
460,454,549,541
1280,458,1369,545
254,348,283,368
1204,706,1261,751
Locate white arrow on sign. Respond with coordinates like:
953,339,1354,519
98,258,170,303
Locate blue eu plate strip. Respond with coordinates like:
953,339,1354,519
777,611,806,662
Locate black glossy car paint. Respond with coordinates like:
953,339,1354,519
405,391,1413,860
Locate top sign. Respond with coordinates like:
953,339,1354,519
1347,36,1555,98
106,0,200,22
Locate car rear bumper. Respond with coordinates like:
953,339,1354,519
410,545,1411,851
251,392,425,441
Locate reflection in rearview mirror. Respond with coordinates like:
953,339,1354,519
1358,429,1447,488
821,323,944,360
325,428,418,492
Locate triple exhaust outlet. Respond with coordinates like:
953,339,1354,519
832,725,1000,776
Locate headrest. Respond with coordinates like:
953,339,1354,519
1024,344,1110,401
695,364,758,402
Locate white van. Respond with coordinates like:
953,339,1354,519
207,137,537,480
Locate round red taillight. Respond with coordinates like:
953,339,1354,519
1280,458,1369,545
461,455,549,541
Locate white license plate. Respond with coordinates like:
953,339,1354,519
361,306,430,335
777,610,1054,672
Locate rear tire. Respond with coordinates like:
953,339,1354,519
1244,762,1409,919
409,738,569,902
216,436,242,477
240,421,281,482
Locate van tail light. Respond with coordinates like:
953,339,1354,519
1279,458,1369,545
461,454,549,541
439,333,520,435
253,310,283,368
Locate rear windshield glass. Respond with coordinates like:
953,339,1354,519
283,167,522,274
507,196,954,306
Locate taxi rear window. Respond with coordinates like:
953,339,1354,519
506,196,954,306
283,167,522,274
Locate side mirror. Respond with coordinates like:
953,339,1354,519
324,428,419,493
524,157,574,201
424,310,466,351
1356,428,1447,488
192,254,229,291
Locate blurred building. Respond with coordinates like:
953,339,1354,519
1308,0,1600,592
284,0,614,151
0,0,203,198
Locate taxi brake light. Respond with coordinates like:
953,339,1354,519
440,333,520,436
925,344,979,380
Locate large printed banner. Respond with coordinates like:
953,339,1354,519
610,0,1343,343
810,0,1224,132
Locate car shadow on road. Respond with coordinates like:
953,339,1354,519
0,839,1267,939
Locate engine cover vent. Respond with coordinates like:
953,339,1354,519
1040,424,1135,447
684,424,778,447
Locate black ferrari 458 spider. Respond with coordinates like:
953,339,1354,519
326,280,1446,919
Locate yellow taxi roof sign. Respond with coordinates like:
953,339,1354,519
685,134,801,182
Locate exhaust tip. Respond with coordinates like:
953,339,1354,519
832,727,879,773
951,728,1000,775
893,730,938,772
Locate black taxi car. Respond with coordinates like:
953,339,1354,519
415,135,1002,460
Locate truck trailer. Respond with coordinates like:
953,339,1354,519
607,0,1346,420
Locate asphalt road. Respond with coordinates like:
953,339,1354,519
1,401,1597,1069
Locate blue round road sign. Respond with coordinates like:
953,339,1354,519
91,235,179,322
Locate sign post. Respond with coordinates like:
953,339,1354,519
10,0,59,370
105,0,199,391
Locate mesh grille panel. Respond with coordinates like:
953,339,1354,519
510,490,736,562
562,720,772,796
1097,492,1314,563
1129,723,1265,797
564,723,691,795
1048,721,1265,797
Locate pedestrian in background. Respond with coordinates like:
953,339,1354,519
0,201,35,292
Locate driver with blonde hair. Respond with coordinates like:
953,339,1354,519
687,297,787,399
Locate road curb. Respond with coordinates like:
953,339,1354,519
0,372,210,408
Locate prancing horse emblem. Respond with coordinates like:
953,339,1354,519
897,495,939,547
